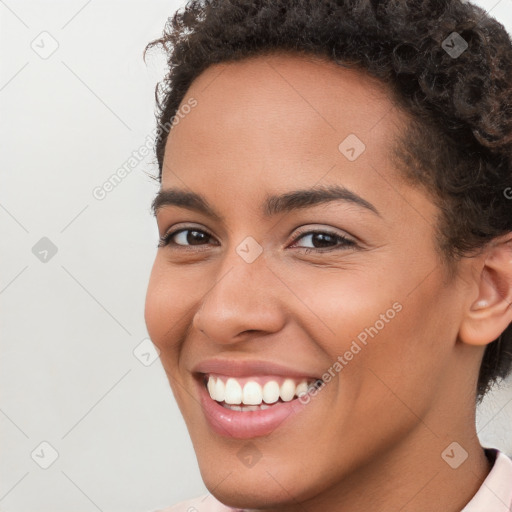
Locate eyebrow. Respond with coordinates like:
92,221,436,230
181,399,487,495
151,184,380,220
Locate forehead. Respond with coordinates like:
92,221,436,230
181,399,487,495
161,52,420,220
187,51,394,112
168,52,400,148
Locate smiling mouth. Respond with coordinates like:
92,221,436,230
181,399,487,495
201,373,323,411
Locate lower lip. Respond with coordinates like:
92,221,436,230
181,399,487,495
196,378,309,439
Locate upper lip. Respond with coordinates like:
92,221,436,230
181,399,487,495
192,358,321,380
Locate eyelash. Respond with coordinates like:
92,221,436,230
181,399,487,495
157,226,357,253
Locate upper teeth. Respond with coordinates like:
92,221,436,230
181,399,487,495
206,375,311,405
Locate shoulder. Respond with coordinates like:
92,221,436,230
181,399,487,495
461,448,512,511
148,494,238,512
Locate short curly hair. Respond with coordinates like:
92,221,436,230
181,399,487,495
145,0,512,401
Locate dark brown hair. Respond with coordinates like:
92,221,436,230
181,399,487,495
145,0,512,401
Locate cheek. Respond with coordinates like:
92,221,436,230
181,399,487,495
144,260,187,353
287,264,402,355
144,267,166,348
276,267,404,408
336,274,458,421
298,263,450,400
144,262,193,406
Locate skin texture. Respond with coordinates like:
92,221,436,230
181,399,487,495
144,53,510,511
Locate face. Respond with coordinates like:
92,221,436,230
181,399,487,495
145,53,477,506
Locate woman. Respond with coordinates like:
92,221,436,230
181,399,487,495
144,0,512,510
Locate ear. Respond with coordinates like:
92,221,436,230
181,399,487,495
459,234,512,346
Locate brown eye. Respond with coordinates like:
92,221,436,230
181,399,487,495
158,228,214,248
290,230,356,252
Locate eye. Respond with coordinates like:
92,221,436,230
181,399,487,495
158,227,216,248
158,226,357,253
289,229,356,253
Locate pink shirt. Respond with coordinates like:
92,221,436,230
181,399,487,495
153,448,512,512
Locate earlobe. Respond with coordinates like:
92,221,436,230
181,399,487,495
470,298,490,310
459,235,512,346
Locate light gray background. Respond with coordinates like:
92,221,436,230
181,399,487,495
1,1,511,511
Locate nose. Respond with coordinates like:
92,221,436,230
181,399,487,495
192,250,286,345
